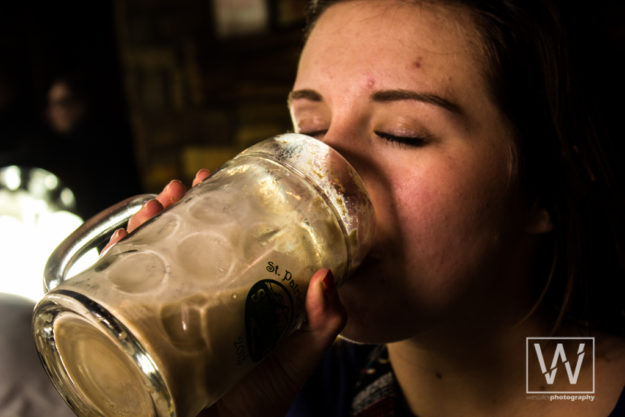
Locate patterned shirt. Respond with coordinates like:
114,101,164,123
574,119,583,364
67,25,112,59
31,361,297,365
286,340,625,417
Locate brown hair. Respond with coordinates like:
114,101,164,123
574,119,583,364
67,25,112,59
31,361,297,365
304,0,625,335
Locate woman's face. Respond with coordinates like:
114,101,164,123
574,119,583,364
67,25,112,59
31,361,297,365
290,1,540,343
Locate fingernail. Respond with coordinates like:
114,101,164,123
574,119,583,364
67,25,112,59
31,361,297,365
165,179,182,191
321,269,336,294
194,169,209,182
111,228,122,240
161,181,174,201
143,199,160,210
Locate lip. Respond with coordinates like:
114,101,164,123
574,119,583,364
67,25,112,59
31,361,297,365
354,248,385,270
342,250,387,289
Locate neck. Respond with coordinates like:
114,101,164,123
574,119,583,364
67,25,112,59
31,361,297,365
387,311,551,417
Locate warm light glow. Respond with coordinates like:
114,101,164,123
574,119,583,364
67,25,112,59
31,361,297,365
1,165,21,191
44,173,59,189
0,188,97,302
60,188,77,208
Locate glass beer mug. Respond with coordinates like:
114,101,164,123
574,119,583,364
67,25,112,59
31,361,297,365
32,134,375,417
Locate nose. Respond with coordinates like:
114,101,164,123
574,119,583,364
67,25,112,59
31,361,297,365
319,123,378,187
318,127,391,229
319,126,393,253
318,119,368,171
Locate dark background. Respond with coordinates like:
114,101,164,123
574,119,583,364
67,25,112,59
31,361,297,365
0,0,306,219
0,1,623,219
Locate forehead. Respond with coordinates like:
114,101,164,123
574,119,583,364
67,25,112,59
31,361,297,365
296,1,488,100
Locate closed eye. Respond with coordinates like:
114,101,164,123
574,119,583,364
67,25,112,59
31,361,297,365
375,131,427,147
299,130,328,138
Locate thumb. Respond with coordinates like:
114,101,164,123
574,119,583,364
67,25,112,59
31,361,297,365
274,268,347,385
205,268,346,417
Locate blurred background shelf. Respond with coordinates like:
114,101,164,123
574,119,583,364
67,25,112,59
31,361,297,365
1,0,307,200
113,0,305,191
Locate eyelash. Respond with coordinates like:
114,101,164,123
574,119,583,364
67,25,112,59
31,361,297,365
299,130,327,138
374,131,427,147
299,130,428,148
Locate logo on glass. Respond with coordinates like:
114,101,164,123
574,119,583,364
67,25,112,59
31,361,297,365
526,337,595,394
245,279,294,362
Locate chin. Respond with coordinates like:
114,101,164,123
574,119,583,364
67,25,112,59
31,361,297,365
337,286,422,345
338,320,381,344
337,275,448,345
336,251,428,344
338,315,411,345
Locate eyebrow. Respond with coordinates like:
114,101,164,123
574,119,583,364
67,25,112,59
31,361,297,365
371,89,463,115
288,88,463,116
287,89,323,104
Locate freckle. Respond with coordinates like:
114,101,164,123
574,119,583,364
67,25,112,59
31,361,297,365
413,57,423,68
435,372,442,379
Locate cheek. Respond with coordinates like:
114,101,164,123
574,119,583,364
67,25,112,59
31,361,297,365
339,141,521,342
391,155,515,298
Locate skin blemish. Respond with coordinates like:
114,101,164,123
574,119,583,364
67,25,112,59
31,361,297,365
367,77,376,88
413,57,423,69
435,372,442,379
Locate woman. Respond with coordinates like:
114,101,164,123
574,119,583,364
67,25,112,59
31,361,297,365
109,0,625,415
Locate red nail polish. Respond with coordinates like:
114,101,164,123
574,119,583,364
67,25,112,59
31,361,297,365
145,199,159,209
322,270,335,293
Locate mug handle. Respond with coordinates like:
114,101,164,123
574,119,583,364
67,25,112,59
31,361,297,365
43,194,157,292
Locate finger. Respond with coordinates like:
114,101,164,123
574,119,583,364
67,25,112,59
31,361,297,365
208,269,345,417
192,169,211,187
156,179,187,209
127,199,164,233
101,228,128,254
273,268,346,381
